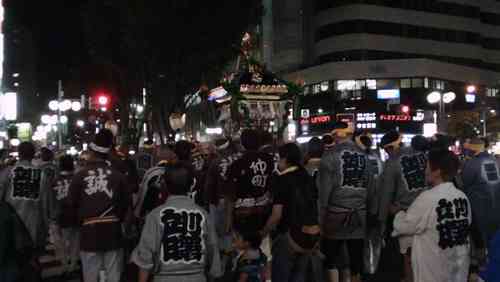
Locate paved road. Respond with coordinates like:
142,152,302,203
42,239,404,282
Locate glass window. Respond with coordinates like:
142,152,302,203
377,79,400,89
424,77,429,88
412,78,424,88
337,80,356,91
313,84,321,94
320,81,330,92
355,80,366,90
401,79,411,88
487,88,498,97
431,79,445,90
366,79,377,90
304,85,311,95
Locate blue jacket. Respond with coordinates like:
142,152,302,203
461,152,500,245
481,230,500,282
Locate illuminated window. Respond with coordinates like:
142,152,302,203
337,80,356,91
303,86,311,95
412,78,424,88
377,79,400,89
355,80,366,90
320,81,330,92
401,79,411,88
487,88,498,97
366,79,377,90
431,79,445,90
313,84,321,94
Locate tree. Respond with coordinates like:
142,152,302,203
447,111,480,139
80,0,263,144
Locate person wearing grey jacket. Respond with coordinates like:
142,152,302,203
0,142,52,251
132,162,222,282
318,122,375,282
378,134,430,233
377,132,430,282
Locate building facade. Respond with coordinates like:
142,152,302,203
3,1,37,122
269,0,500,138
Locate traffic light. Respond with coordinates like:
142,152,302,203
401,105,410,114
98,95,109,106
93,92,110,111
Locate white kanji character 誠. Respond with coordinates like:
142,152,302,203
84,168,113,199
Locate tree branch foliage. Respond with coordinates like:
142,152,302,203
82,0,263,111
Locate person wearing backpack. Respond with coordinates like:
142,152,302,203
260,143,321,282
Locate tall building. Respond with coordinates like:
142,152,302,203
2,2,37,122
269,0,500,137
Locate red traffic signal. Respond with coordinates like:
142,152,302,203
401,105,410,114
97,95,109,106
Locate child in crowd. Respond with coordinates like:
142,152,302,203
232,231,268,282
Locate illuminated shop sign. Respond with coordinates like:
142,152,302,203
356,112,376,121
377,89,400,100
301,109,310,118
337,113,355,123
310,115,331,124
376,112,424,122
300,115,332,125
354,111,425,132
379,114,412,121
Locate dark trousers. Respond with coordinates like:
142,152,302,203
272,234,324,282
321,239,364,275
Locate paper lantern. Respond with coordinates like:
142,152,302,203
169,113,186,131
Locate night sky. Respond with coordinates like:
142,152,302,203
6,0,88,97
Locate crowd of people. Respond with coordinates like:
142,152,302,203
0,123,500,282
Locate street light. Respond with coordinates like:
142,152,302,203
426,91,456,133
427,91,441,104
60,115,68,124
136,105,144,114
9,138,20,147
48,101,59,111
49,100,81,113
41,114,51,124
71,101,82,112
442,92,456,104
50,115,58,125
76,120,85,127
59,100,72,112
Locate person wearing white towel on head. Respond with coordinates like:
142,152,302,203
392,149,471,282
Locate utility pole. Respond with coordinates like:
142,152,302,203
482,110,487,137
57,80,63,149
